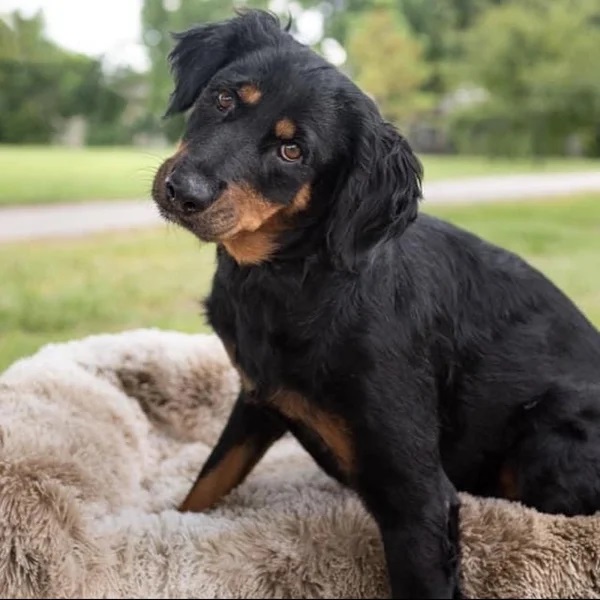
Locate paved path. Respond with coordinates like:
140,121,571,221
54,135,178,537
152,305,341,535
1,171,600,243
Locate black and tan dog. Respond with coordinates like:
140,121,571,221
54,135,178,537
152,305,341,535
152,10,600,599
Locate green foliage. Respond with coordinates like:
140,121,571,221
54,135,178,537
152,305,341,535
0,11,129,144
345,6,431,125
0,10,56,60
322,0,508,93
448,0,600,156
2,0,599,156
0,60,56,142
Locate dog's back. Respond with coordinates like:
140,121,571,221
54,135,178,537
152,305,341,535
392,213,600,510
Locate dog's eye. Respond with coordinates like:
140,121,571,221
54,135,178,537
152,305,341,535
279,143,302,162
216,91,235,111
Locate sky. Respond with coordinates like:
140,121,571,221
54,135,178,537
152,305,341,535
0,0,345,70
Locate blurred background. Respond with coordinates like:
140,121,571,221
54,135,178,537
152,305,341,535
1,0,599,371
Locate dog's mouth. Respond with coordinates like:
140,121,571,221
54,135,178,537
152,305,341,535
152,158,291,243
161,199,242,242
152,158,235,242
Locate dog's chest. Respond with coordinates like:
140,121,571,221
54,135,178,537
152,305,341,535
211,286,356,484
207,252,372,401
227,292,316,391
207,263,341,395
206,260,366,485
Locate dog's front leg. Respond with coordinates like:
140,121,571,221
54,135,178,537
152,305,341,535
358,430,461,599
376,480,461,599
179,392,287,512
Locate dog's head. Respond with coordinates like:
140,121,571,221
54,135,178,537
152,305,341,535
153,9,422,268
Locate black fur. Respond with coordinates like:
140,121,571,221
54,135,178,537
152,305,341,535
153,10,600,599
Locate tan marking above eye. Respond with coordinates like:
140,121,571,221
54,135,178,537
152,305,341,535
275,118,296,140
238,84,262,105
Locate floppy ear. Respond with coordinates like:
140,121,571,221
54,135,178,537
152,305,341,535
164,10,285,117
326,118,423,271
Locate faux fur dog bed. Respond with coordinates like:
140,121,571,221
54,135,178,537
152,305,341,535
1,329,599,599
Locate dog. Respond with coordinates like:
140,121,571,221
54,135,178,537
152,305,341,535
152,10,600,599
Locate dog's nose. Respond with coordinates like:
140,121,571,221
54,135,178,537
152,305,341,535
165,167,216,214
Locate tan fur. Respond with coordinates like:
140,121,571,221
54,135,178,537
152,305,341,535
219,184,282,265
2,329,600,598
271,389,354,477
178,443,258,512
223,184,284,234
288,182,311,213
222,231,280,266
239,84,262,105
221,183,311,265
275,118,296,140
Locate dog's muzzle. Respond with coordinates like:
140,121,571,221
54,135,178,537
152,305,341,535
164,162,219,215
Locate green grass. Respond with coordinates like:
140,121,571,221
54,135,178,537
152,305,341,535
0,193,599,372
422,154,600,181
1,144,599,206
0,227,214,371
0,145,170,206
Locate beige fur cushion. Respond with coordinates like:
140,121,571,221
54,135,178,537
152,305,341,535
0,329,599,599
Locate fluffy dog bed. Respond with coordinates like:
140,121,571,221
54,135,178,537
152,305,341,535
1,329,599,599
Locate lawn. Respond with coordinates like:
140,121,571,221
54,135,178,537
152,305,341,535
1,144,599,205
0,193,599,372
0,145,170,206
423,154,600,181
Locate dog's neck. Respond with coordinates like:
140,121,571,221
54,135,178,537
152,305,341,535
219,181,338,268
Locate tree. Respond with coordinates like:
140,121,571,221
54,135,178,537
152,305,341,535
0,10,58,60
320,0,509,94
345,4,430,126
0,10,128,144
448,0,600,156
141,0,175,122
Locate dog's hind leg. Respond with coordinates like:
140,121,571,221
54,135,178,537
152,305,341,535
500,384,600,516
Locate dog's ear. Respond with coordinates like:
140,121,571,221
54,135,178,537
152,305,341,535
326,116,422,271
164,10,284,117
